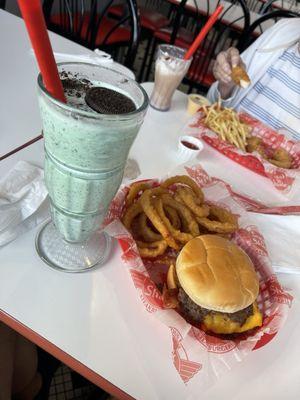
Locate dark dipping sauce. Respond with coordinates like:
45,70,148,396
181,140,199,150
85,86,136,114
178,288,254,326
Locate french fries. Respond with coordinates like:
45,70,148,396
202,102,251,151
202,103,292,169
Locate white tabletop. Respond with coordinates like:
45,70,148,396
1,9,300,400
1,82,300,399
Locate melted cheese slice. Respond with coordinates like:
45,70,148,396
203,302,262,334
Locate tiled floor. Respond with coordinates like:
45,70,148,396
48,365,98,400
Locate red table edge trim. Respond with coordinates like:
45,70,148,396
0,134,43,161
0,308,136,400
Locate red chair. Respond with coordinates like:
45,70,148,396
43,0,140,68
49,13,132,46
109,2,170,33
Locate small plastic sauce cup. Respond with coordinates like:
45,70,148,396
177,135,204,164
187,94,211,115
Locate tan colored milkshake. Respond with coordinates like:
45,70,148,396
150,45,192,111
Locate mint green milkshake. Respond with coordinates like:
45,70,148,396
36,63,148,271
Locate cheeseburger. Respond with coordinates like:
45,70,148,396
166,235,262,334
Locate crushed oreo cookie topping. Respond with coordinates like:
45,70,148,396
85,87,136,114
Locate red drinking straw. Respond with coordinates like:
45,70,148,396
18,0,66,102
184,5,224,60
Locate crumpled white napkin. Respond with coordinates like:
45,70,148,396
30,47,113,64
30,48,135,79
0,161,49,247
53,48,114,64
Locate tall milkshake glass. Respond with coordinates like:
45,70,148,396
36,63,148,272
150,45,192,111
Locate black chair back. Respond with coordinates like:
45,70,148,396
0,0,6,9
170,0,250,43
244,0,262,12
171,0,250,92
238,9,300,52
43,0,140,68
139,0,173,21
142,0,167,10
259,0,298,14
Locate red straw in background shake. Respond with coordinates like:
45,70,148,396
18,0,66,102
184,5,224,60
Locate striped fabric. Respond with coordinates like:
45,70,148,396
239,43,300,141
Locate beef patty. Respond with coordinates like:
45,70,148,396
178,288,254,326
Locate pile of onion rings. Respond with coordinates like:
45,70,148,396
121,176,238,259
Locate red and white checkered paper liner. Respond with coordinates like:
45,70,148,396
104,164,292,391
184,112,300,194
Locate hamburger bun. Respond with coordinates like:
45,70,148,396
176,235,259,313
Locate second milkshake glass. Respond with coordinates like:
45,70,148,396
150,45,192,111
36,63,148,272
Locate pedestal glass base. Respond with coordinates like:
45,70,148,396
35,220,111,273
149,103,170,112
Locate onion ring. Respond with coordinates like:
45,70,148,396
176,187,210,218
140,188,179,250
136,239,168,258
162,284,179,308
123,176,240,259
125,182,151,207
158,254,178,267
161,194,200,237
122,202,143,231
196,205,238,234
131,214,144,240
162,175,204,203
167,264,178,290
164,205,181,230
138,212,162,242
173,193,189,232
154,197,193,244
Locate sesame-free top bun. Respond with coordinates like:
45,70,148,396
176,235,259,313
